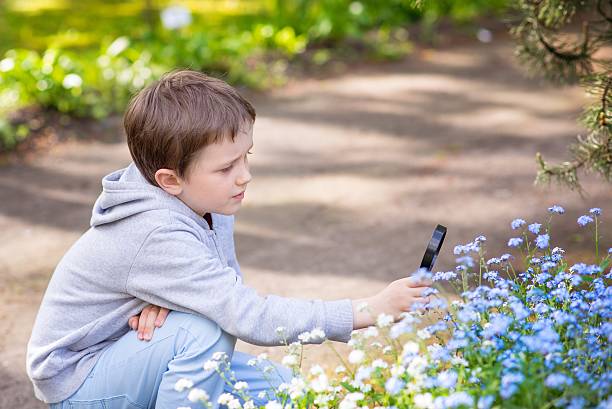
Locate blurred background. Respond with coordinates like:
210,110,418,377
0,0,609,407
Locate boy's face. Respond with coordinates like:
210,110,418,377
175,124,253,217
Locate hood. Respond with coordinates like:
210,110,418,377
90,163,205,228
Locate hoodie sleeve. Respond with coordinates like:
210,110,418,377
126,223,354,345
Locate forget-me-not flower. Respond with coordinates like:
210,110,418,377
535,234,549,249
577,215,594,226
548,205,565,214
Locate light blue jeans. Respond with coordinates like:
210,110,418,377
49,311,292,409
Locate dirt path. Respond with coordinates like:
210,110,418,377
0,38,609,408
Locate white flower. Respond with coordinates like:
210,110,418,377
348,349,365,364
278,382,289,392
390,364,405,377
282,354,298,366
339,392,365,409
314,393,332,405
275,326,287,335
371,359,388,369
403,341,420,356
311,374,329,392
160,5,192,30
258,391,267,399
363,327,379,338
234,381,249,391
309,327,326,342
174,378,193,392
407,356,428,377
417,328,431,340
244,401,256,409
218,393,235,405
310,364,324,375
62,73,82,89
203,360,219,371
212,351,227,361
264,401,283,409
414,392,434,409
188,388,209,403
289,377,307,399
257,352,268,361
298,331,311,343
247,359,257,367
382,346,393,355
357,301,369,312
227,398,242,409
335,365,347,373
376,313,394,328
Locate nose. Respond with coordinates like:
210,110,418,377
236,162,252,186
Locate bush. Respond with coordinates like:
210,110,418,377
178,205,610,409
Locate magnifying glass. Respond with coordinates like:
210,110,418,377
419,224,447,271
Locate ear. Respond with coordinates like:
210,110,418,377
154,168,183,196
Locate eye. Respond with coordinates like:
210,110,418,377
247,150,253,155
220,164,233,173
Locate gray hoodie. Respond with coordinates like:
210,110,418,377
26,163,354,403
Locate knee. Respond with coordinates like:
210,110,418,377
166,311,236,356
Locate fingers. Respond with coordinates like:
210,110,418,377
137,308,149,340
128,316,138,331
142,307,158,341
156,308,170,327
396,276,433,288
409,276,434,287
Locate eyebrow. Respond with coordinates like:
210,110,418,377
220,144,254,168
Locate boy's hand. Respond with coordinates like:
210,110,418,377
352,276,433,330
128,304,170,341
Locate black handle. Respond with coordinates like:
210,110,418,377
419,224,447,271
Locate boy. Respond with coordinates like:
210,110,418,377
26,70,432,408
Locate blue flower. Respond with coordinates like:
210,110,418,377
437,370,458,389
477,395,495,409
482,314,513,338
486,258,501,265
577,215,594,226
528,223,542,234
500,373,524,399
548,205,565,214
456,256,475,268
589,207,601,216
384,376,405,395
568,397,586,409
545,373,573,389
483,270,498,281
440,392,473,408
535,234,549,249
511,219,526,229
508,238,523,247
570,263,601,275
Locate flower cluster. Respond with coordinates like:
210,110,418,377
177,206,610,409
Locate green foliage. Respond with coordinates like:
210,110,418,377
508,0,612,191
0,0,509,153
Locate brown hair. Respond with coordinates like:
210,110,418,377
124,69,256,186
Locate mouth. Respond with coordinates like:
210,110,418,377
232,191,245,200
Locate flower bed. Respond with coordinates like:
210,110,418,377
179,205,610,409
